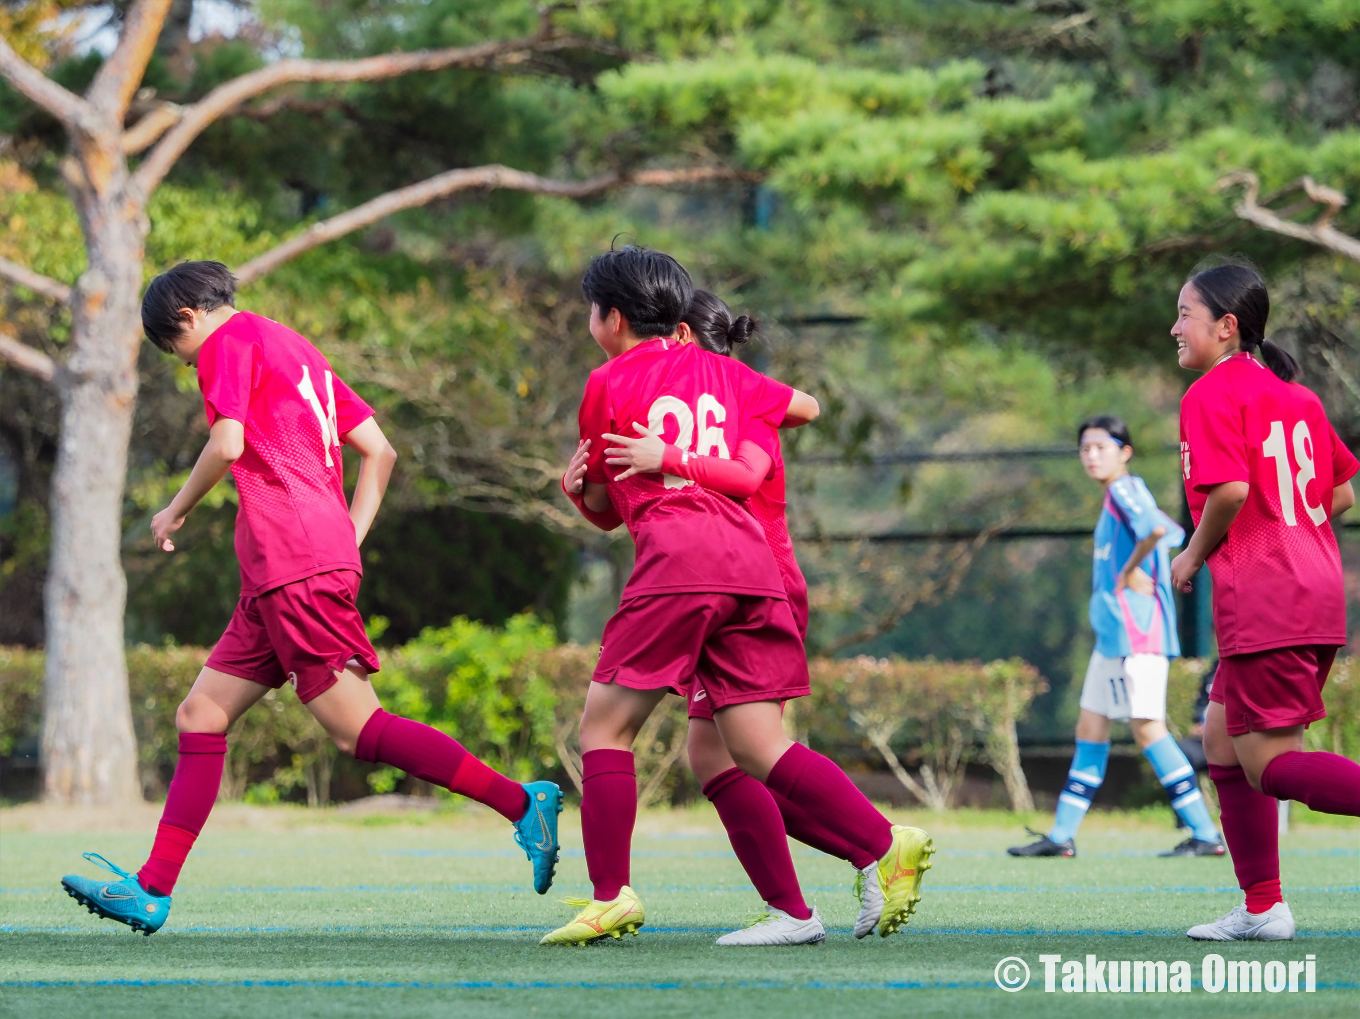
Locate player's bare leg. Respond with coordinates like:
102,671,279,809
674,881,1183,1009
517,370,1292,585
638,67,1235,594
302,661,383,754
178,666,274,733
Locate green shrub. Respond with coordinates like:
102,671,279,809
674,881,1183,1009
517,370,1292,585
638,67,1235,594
1166,657,1213,738
810,655,1047,810
375,614,560,784
51,630,1351,814
0,646,43,757
1308,656,1360,760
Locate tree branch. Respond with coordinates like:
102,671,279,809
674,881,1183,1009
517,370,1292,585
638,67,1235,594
1220,171,1360,264
0,256,73,304
0,31,96,131
87,0,173,122
233,164,756,286
122,100,183,154
0,325,56,384
133,28,616,194
821,523,997,654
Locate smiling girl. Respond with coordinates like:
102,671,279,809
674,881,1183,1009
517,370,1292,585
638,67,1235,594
1171,261,1360,941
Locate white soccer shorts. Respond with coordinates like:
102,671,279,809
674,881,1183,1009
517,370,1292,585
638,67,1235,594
1078,651,1169,721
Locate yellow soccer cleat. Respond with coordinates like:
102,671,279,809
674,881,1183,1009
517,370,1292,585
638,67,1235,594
875,824,934,937
539,885,645,946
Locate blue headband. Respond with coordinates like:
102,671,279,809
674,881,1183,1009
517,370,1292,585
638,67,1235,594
1080,433,1124,448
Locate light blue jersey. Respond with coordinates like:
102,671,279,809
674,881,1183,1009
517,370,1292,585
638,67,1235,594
1089,474,1184,659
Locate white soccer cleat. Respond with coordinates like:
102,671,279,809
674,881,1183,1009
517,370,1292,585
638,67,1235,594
852,864,883,939
1187,901,1294,941
715,905,825,946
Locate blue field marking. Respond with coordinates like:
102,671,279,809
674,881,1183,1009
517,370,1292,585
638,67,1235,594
3,978,1357,992
3,978,994,991
5,922,1359,937
7,882,1360,896
924,847,1360,860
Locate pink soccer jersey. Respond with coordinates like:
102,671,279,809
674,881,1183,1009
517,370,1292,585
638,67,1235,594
197,311,374,596
1180,352,1359,654
734,373,809,638
579,338,786,600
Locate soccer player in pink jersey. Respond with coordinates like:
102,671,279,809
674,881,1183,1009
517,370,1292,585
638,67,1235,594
60,261,563,935
598,291,903,940
547,248,932,947
1169,262,1360,941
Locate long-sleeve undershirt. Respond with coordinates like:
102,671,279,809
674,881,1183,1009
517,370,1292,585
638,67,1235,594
660,439,773,498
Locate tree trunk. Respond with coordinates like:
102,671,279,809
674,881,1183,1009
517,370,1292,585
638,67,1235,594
40,178,147,805
985,714,1034,813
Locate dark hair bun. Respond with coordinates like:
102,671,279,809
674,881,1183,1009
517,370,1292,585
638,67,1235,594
727,314,756,346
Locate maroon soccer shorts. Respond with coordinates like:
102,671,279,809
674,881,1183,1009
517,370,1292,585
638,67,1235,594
593,593,809,711
1212,644,1338,735
206,569,380,703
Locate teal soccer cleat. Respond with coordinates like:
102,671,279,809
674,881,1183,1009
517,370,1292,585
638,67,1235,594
513,781,563,894
61,853,171,936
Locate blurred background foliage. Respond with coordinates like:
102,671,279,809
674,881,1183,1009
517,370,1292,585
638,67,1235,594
5,636,1353,808
6,0,1360,749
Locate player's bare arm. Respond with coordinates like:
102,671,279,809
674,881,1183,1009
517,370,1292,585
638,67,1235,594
1115,526,1166,597
582,480,611,514
343,417,398,546
150,417,245,552
1332,479,1355,518
1170,481,1249,592
780,390,820,427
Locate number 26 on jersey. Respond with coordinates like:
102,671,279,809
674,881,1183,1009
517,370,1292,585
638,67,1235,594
648,393,731,489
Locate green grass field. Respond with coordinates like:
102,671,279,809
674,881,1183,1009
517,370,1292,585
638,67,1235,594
1,800,1356,1018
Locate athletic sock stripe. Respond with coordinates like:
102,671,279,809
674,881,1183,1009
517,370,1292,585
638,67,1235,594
1157,764,1195,783
1058,793,1094,810
1171,791,1204,810
1068,770,1103,786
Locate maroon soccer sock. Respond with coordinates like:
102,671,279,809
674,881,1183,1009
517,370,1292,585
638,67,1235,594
580,749,637,901
137,732,227,896
1245,878,1283,914
704,768,811,919
1259,750,1360,816
764,742,893,862
1210,763,1281,910
355,710,527,822
769,787,876,870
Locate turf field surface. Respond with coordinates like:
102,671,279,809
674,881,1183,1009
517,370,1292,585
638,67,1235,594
2,800,1356,1018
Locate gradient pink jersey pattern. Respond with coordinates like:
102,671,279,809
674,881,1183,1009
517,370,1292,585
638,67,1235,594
1180,352,1358,655
579,338,786,600
734,374,809,638
197,311,373,597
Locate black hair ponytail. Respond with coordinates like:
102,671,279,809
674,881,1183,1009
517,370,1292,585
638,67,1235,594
682,289,758,356
1187,262,1300,382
